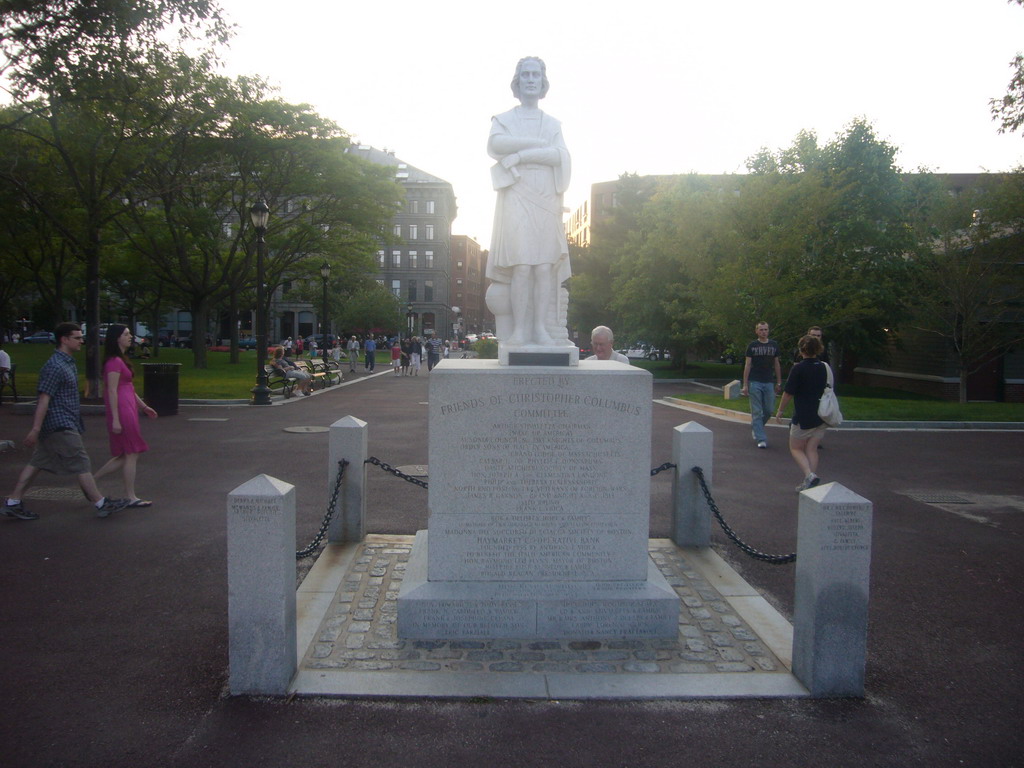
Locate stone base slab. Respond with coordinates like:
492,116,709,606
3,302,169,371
397,531,680,640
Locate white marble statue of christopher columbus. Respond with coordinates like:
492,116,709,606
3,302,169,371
486,56,573,349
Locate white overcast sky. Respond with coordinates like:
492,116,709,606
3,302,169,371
216,0,1024,245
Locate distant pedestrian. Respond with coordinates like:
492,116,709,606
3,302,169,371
425,335,443,370
741,321,782,449
793,325,830,365
400,340,411,375
390,340,402,376
0,340,11,402
296,336,304,355
309,338,318,359
2,323,128,521
347,335,360,372
364,336,376,371
409,337,422,376
775,334,829,491
92,325,158,508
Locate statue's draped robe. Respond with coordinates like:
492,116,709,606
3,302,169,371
487,106,571,291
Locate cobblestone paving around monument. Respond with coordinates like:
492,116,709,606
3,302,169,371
300,538,785,676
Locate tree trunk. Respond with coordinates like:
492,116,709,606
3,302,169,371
190,299,209,369
83,234,102,399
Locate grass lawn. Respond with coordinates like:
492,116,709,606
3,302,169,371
632,358,1023,421
5,345,325,400
5,346,1022,421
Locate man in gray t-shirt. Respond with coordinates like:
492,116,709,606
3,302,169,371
741,321,782,449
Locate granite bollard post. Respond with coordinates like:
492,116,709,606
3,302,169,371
792,482,873,697
328,415,367,544
672,421,713,547
227,474,296,695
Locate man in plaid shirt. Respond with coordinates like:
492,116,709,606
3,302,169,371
3,323,128,521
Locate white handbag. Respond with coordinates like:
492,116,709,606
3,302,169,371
817,363,843,427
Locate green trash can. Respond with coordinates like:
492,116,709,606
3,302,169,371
143,363,181,416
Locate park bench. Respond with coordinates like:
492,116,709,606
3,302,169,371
294,359,328,390
312,357,343,387
264,365,296,399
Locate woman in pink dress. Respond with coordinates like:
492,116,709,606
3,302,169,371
93,325,157,507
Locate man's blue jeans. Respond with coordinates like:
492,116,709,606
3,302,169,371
748,380,776,443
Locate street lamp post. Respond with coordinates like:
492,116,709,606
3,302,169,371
250,199,272,405
320,261,331,338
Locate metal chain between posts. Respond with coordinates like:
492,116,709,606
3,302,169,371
651,462,676,477
296,459,348,560
691,465,797,565
365,456,429,489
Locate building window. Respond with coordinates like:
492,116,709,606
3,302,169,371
376,278,385,286
409,251,418,268
424,280,434,302
426,200,435,214
391,279,401,297
392,250,401,268
457,260,463,269
408,280,417,301
377,250,385,268
425,251,434,268
393,224,401,237
456,278,463,285
409,200,419,214
425,224,434,240
409,224,418,240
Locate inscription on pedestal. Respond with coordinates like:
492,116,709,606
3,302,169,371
428,363,652,583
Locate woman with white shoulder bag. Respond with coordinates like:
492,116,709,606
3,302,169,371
774,334,839,491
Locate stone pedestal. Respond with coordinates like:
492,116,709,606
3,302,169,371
397,359,680,639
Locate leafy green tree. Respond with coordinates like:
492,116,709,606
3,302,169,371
611,175,733,365
332,281,405,337
990,0,1024,134
1,0,229,393
712,121,916,363
908,175,1024,402
0,0,228,97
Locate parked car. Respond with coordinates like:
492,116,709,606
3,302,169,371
620,343,665,361
23,330,56,344
237,337,259,350
157,329,191,347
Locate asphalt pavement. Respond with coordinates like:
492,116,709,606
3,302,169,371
1,365,1022,768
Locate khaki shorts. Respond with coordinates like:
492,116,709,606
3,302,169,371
790,422,828,442
30,430,92,475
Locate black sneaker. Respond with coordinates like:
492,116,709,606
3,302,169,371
2,499,39,521
96,497,129,518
